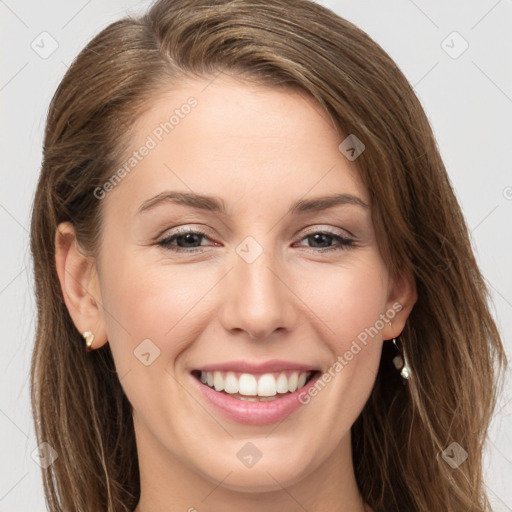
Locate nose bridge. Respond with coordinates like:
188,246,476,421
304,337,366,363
221,235,296,339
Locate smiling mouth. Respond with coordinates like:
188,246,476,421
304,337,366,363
191,369,320,401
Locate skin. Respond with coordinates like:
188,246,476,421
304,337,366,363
55,74,416,512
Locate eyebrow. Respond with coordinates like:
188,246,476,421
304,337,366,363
137,191,369,216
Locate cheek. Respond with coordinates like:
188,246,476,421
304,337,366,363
97,253,205,427
295,255,387,424
96,243,388,476
98,249,219,372
100,245,388,363
100,267,164,343
298,254,388,348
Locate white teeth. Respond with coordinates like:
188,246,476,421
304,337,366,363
239,373,258,395
276,373,289,393
288,372,298,392
213,371,224,392
224,371,239,394
297,372,307,389
258,374,276,396
198,370,312,397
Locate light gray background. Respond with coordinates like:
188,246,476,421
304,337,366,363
1,1,511,510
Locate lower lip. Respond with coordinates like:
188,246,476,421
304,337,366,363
192,372,321,425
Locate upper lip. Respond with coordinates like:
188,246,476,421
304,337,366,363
193,359,319,374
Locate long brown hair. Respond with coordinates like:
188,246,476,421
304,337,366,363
29,0,507,510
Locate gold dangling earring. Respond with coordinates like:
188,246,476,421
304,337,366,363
392,338,411,380
82,331,94,351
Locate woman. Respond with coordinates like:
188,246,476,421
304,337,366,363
29,0,507,510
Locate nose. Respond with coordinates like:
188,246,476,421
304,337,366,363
219,245,298,341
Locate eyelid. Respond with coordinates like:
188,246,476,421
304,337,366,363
157,224,353,244
156,224,357,254
299,224,356,239
157,224,215,240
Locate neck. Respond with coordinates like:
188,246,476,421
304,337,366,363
133,416,371,512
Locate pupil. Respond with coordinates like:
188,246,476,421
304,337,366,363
310,233,330,248
179,233,199,247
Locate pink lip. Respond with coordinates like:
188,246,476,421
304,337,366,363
190,370,321,426
194,359,318,374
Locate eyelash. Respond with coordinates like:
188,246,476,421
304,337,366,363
156,227,355,254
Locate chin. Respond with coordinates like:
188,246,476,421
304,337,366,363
204,461,310,493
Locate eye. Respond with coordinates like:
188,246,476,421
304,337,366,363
156,227,355,253
294,231,355,252
157,228,214,253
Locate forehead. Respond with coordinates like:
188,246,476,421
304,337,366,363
102,75,369,217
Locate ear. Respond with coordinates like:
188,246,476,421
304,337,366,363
55,222,108,350
381,270,417,341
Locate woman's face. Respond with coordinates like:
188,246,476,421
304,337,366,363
90,75,413,492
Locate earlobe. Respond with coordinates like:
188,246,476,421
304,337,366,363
382,271,417,340
54,222,108,350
